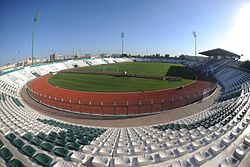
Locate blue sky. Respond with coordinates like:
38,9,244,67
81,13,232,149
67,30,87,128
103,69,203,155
1,0,250,66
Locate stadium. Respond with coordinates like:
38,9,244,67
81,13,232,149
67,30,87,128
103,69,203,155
1,1,250,167
26,61,216,117
1,48,250,167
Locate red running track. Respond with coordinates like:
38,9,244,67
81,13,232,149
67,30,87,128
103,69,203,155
28,74,217,116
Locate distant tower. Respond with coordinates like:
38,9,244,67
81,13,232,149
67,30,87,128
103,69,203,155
121,32,124,56
32,11,40,65
192,31,197,58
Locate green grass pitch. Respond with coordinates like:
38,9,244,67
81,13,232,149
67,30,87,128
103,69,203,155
48,62,194,92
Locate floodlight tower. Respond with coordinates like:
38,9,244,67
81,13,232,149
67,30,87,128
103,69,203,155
121,32,124,56
193,31,197,58
32,11,40,65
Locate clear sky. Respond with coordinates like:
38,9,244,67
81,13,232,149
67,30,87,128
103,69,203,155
1,0,250,66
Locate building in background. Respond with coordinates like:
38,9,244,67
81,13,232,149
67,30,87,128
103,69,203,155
50,53,64,62
99,53,109,58
24,57,42,65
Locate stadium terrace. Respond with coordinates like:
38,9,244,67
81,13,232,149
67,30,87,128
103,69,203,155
0,54,250,167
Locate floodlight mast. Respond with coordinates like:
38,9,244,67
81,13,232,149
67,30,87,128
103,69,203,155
32,11,40,65
193,31,197,59
121,32,124,56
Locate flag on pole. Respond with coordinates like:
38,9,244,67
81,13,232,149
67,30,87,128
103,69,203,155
34,11,40,22
193,31,197,37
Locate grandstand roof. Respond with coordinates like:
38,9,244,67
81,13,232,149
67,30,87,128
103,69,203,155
199,48,240,59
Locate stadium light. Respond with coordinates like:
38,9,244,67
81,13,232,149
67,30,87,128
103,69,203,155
193,31,197,58
121,32,124,56
32,11,40,65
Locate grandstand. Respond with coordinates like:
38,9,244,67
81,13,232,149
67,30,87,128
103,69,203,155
0,55,250,167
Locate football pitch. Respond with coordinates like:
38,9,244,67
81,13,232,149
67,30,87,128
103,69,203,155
48,62,194,92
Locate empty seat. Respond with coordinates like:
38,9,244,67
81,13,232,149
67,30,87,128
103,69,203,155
21,145,36,158
33,153,52,167
191,139,206,149
193,150,212,165
243,135,250,146
180,159,194,167
70,151,93,164
209,142,226,155
92,155,110,167
221,134,235,146
53,147,69,158
36,132,46,140
55,139,67,147
44,135,56,143
168,161,182,167
99,147,114,156
30,137,43,146
12,138,25,149
6,158,25,167
175,145,193,156
5,133,16,142
159,150,175,161
204,134,217,144
233,143,249,160
22,133,33,142
52,160,76,167
82,145,99,154
219,156,239,167
114,156,131,167
40,142,54,152
70,151,85,163
0,147,13,162
67,142,80,151
165,140,179,149
138,154,153,166
152,153,161,163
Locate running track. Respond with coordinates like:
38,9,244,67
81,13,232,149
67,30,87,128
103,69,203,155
28,74,216,116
